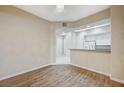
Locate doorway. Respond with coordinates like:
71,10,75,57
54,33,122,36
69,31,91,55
56,29,71,64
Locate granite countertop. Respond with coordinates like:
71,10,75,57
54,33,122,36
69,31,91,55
70,48,111,53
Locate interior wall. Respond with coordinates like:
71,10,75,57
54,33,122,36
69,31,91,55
76,32,85,49
50,22,62,63
69,6,124,83
0,6,51,78
69,8,112,78
64,32,72,56
68,8,110,27
56,35,63,57
111,6,124,81
84,25,111,45
71,50,111,75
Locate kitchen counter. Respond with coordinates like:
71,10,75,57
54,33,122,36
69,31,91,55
70,48,111,75
70,48,111,53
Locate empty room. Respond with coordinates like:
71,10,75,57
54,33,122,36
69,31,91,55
0,5,124,87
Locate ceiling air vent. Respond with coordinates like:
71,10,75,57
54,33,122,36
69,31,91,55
62,23,67,27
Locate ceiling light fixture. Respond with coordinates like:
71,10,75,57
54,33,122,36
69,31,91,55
60,32,66,36
75,23,110,32
87,25,90,27
56,5,64,12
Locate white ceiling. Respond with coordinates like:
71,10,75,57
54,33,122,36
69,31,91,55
15,5,110,22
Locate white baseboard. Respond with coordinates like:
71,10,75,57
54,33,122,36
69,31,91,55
51,63,71,65
71,64,124,84
110,77,124,84
0,63,71,81
71,64,111,77
0,63,52,81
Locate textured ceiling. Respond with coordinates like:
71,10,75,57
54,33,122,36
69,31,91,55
15,5,110,22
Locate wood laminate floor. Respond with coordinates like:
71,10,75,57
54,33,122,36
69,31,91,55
0,65,123,87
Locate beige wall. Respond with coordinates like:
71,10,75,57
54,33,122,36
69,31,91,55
111,6,124,81
70,6,124,82
68,8,110,27
69,8,111,75
50,22,62,63
0,6,51,78
71,50,111,75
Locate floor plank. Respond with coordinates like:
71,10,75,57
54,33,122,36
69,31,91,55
0,65,123,87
